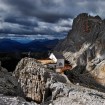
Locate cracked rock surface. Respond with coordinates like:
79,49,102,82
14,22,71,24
13,57,68,103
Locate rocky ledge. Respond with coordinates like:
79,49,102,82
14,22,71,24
11,57,105,105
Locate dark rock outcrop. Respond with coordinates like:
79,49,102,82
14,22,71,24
0,61,22,96
54,13,105,89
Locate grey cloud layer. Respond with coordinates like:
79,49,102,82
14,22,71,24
0,0,105,40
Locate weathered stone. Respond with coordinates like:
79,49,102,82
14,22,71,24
13,57,68,103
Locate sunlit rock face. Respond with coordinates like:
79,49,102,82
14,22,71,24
54,13,105,88
91,60,105,86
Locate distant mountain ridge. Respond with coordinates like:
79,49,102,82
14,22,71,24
0,39,59,52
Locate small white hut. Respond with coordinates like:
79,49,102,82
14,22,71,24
48,52,64,68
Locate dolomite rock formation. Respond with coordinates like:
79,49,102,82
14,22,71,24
55,13,104,69
54,13,105,89
13,57,68,103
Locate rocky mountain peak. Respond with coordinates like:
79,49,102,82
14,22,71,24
54,13,105,89
72,13,102,35
55,13,105,64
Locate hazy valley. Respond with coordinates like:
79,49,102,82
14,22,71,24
0,39,59,71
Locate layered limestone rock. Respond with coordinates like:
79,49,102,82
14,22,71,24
54,13,105,89
0,61,22,96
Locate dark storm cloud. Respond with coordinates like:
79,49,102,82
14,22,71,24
0,19,71,36
3,0,105,22
2,0,72,22
0,0,105,40
4,16,38,27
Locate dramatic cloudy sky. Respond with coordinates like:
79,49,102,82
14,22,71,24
0,0,105,42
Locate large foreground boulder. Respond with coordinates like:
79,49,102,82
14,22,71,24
13,57,68,103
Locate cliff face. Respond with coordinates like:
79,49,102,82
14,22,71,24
13,57,105,105
55,13,105,67
54,13,105,88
